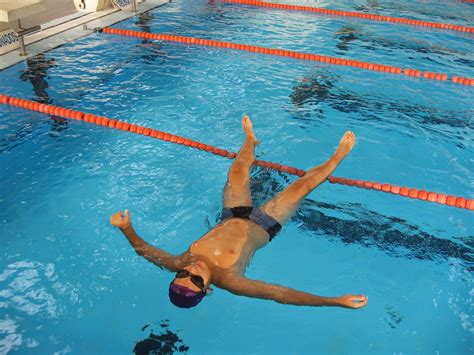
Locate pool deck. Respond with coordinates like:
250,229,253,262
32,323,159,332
19,0,78,29
0,0,169,70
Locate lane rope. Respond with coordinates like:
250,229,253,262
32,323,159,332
222,0,474,34
101,28,474,87
1,94,472,211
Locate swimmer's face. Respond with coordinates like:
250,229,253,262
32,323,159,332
172,261,211,292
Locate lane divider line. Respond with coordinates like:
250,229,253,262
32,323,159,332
222,0,474,34
101,28,474,87
1,94,472,211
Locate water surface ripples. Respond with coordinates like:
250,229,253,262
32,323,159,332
0,0,473,353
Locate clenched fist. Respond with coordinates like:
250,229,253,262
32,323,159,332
110,209,131,230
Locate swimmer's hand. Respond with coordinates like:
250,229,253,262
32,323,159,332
111,210,180,272
336,294,368,309
110,209,132,230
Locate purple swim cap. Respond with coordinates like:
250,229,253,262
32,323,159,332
169,283,205,308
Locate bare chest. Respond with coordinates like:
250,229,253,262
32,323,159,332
190,219,265,269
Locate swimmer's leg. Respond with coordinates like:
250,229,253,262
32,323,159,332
223,116,259,208
260,131,355,224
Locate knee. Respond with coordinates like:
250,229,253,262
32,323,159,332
293,180,312,196
229,165,247,180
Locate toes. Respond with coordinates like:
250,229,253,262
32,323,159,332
242,116,255,134
342,131,356,145
344,131,355,139
241,116,259,143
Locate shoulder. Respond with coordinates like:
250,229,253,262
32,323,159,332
172,252,192,269
213,271,247,292
209,267,240,288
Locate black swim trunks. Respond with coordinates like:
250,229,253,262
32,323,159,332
221,206,282,240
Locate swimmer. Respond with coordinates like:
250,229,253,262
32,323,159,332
110,116,368,309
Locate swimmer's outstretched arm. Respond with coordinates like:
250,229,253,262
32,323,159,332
110,210,183,272
222,276,367,309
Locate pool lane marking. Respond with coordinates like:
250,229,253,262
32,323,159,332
101,28,474,87
1,94,472,211
222,0,474,34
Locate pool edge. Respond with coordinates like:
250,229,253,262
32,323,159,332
0,0,170,71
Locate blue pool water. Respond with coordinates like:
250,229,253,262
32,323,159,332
0,0,473,353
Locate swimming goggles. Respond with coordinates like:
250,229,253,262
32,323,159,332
174,269,210,294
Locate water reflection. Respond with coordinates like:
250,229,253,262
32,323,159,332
134,320,189,355
333,26,473,67
19,54,68,134
0,54,68,153
135,12,167,64
289,73,472,148
19,54,56,104
355,1,470,22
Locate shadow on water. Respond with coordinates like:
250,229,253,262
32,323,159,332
134,320,189,355
289,73,472,149
243,169,473,269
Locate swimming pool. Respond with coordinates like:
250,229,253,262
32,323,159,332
0,0,473,353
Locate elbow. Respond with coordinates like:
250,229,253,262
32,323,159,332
133,244,148,257
274,290,294,305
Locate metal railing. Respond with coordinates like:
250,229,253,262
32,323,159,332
13,19,41,56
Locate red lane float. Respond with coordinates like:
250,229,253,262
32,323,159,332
1,94,472,211
102,28,473,87
222,0,474,34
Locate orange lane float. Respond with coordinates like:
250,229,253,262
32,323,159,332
222,0,474,34
328,177,472,210
0,94,472,211
101,28,473,87
451,76,474,86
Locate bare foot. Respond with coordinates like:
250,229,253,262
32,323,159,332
335,131,356,158
242,115,259,145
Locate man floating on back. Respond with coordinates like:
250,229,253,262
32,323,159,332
111,116,368,309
